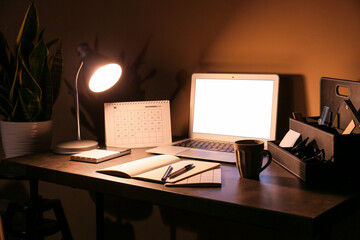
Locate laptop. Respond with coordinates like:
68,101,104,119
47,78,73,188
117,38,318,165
146,73,279,163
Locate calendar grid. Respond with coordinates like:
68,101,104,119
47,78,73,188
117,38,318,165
105,101,171,148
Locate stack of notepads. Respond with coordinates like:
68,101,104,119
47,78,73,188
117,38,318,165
96,155,221,187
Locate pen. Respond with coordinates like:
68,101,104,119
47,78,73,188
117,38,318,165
161,165,173,181
169,163,195,179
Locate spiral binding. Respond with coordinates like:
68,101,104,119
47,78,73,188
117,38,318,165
106,100,169,106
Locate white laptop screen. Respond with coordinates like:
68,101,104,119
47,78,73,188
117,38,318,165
190,74,279,141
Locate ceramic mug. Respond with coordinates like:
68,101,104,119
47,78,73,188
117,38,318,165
234,140,272,179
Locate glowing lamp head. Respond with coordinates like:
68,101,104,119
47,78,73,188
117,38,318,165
89,63,122,92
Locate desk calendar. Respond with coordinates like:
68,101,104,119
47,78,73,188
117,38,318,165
104,101,172,148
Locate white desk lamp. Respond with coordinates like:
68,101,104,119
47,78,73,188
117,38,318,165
54,43,122,154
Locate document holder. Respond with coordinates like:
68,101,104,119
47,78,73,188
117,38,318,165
269,77,360,182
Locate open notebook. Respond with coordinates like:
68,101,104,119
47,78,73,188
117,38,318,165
147,73,279,163
97,155,221,186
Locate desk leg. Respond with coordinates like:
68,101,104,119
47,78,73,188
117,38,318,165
28,179,42,240
30,179,39,200
95,193,104,240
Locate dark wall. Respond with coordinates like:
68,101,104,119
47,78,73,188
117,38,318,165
2,0,360,239
2,0,360,143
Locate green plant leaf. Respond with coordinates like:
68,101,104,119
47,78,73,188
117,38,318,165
49,44,63,104
0,84,10,97
10,98,28,121
41,59,52,120
19,88,41,121
29,39,47,83
16,2,38,58
0,32,11,74
38,28,44,43
0,89,12,120
0,105,10,120
19,53,42,98
47,38,59,50
8,52,16,83
0,57,14,94
0,2,62,122
9,47,22,104
0,69,11,96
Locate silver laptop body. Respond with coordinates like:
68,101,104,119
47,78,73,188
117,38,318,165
147,73,279,163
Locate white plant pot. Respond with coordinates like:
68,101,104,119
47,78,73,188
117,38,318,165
0,120,53,158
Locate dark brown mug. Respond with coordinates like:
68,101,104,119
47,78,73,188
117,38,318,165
234,140,272,179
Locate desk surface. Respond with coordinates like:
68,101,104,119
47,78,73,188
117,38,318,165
2,149,360,237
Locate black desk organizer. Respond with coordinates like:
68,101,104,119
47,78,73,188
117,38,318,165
268,77,360,182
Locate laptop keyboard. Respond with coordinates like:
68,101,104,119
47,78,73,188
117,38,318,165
174,139,234,153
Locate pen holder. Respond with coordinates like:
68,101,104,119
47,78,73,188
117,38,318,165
268,141,335,182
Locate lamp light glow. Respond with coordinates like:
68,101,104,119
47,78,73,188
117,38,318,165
89,64,122,92
54,43,122,154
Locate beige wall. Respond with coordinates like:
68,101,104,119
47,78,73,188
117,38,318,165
198,0,360,115
2,0,360,141
1,0,360,239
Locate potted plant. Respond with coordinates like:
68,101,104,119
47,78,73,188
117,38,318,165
0,2,63,158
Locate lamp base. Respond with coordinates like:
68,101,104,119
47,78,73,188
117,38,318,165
53,140,99,155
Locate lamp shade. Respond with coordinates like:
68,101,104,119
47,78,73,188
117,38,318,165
77,43,122,92
89,63,122,92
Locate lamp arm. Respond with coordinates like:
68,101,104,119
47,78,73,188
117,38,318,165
75,61,84,141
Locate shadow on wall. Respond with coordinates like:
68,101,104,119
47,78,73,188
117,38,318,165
64,63,308,143
65,39,191,143
277,74,307,140
169,70,192,138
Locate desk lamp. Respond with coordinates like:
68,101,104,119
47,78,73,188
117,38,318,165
54,43,122,154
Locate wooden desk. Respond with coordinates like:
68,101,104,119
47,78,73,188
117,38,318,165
2,149,360,239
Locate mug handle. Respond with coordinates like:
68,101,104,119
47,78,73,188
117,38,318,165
258,150,272,173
